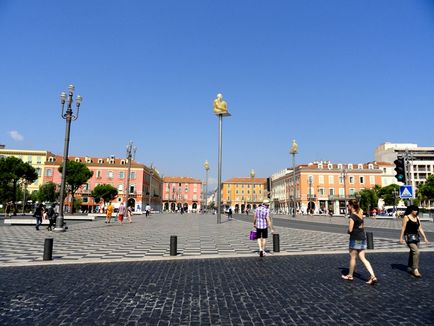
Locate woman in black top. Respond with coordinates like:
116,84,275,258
399,205,429,277
341,199,377,284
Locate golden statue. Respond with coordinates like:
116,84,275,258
290,139,298,154
213,93,228,114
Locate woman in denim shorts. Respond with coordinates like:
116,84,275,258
341,199,377,285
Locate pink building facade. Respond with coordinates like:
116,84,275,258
162,177,203,212
43,154,162,212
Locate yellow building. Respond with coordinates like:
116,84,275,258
0,148,50,194
222,177,267,213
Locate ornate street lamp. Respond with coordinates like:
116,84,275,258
148,163,154,207
290,139,298,217
250,169,255,210
125,141,137,208
213,93,230,224
203,160,209,213
55,85,82,232
341,168,348,216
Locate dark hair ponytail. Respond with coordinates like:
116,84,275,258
348,199,361,214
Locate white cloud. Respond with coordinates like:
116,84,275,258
9,130,24,141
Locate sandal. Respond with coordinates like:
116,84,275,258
366,276,378,285
412,270,422,278
341,275,353,281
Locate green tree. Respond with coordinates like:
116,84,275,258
0,156,38,215
37,181,58,203
417,174,434,204
58,160,93,213
357,188,378,215
90,184,118,205
377,184,400,205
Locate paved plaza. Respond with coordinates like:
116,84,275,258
1,253,433,325
1,213,434,325
1,213,433,266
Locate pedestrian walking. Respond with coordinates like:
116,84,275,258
118,202,126,224
46,203,57,231
105,202,113,224
341,199,377,284
399,205,430,278
253,199,274,257
127,205,133,223
145,204,151,217
5,201,12,218
228,208,233,220
33,203,43,231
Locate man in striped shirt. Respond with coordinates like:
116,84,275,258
253,199,274,257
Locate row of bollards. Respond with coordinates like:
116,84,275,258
42,232,374,261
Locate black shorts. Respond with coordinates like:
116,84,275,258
256,228,268,239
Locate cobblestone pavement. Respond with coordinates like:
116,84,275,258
0,252,433,325
1,213,433,266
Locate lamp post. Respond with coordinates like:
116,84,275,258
22,181,27,215
308,177,312,215
250,169,255,210
290,140,298,217
148,163,154,208
203,160,209,213
125,141,137,209
213,93,231,224
341,168,348,216
55,84,82,232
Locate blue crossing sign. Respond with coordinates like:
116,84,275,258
399,185,413,199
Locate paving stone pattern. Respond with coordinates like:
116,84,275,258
0,253,433,325
1,214,433,265
3,213,430,265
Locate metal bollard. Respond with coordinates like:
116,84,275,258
273,233,280,252
366,232,374,249
43,238,53,261
170,235,177,256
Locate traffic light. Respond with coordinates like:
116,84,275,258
394,158,406,183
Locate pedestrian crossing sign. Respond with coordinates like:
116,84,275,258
399,185,413,199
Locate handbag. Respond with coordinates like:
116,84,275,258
249,230,257,240
406,233,420,244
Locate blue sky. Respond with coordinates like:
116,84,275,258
1,1,433,186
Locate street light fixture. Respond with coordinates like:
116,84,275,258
290,139,298,217
250,169,255,211
55,84,82,232
148,163,154,208
213,93,231,224
341,168,348,216
125,141,137,209
203,160,209,213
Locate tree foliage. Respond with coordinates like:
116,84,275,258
0,156,38,213
357,188,378,214
90,184,118,204
418,175,434,202
377,184,400,205
37,181,58,203
58,160,93,212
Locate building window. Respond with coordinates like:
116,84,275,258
370,176,375,184
360,176,364,184
339,176,344,184
319,175,324,184
27,156,32,163
349,176,354,184
329,188,335,196
318,163,323,169
349,188,355,195
108,171,114,179
129,185,135,194
328,164,333,170
118,184,124,191
82,197,88,203
348,164,353,170
83,183,90,191
328,176,334,184
368,164,374,169
358,164,363,169
339,188,345,196
130,172,136,179
45,169,52,177
337,164,342,169
96,170,102,179
37,157,42,164
119,171,125,179
318,188,324,196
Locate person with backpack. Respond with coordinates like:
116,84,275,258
33,203,44,231
46,203,57,231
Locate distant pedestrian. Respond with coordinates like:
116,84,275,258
145,204,151,217
399,205,430,278
46,203,57,231
228,208,233,220
341,199,377,284
33,203,44,231
127,205,133,223
5,201,12,218
118,202,126,224
105,203,113,224
253,199,274,257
